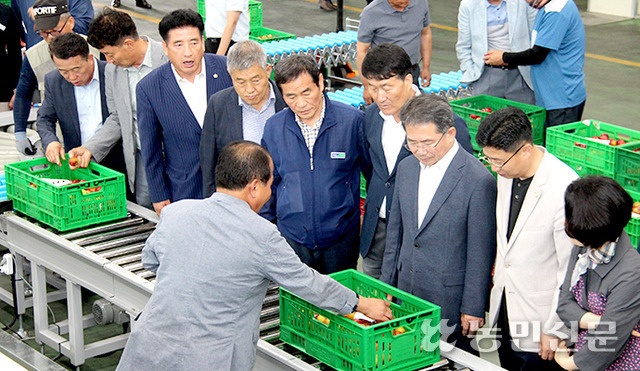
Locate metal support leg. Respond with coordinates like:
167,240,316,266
14,254,27,315
31,262,48,347
66,280,85,366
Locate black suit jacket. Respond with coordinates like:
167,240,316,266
200,80,286,197
360,102,474,258
36,59,124,172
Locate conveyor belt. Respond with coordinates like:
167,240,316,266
1,202,504,370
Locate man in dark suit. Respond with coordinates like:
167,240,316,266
137,9,232,215
200,40,286,198
360,44,473,279
380,94,496,355
37,33,123,172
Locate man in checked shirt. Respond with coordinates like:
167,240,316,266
261,55,371,274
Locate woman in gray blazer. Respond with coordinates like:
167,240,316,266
555,176,640,371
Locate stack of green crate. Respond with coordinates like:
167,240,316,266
197,0,206,23
450,95,546,152
546,119,640,249
0,0,9,6
546,120,640,178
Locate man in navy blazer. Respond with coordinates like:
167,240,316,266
137,9,232,215
360,44,473,279
380,94,496,355
37,33,124,172
200,40,286,198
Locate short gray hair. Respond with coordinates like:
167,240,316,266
227,40,268,72
400,95,454,133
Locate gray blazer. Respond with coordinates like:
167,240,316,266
117,193,358,371
83,37,168,192
380,146,497,333
557,232,640,371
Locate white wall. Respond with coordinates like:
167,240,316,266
588,0,638,18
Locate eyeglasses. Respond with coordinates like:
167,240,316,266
403,131,447,152
478,144,525,169
36,16,69,38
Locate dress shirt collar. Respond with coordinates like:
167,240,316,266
419,140,459,171
486,0,506,8
125,36,154,72
294,95,326,130
238,82,276,112
81,56,100,86
171,56,206,84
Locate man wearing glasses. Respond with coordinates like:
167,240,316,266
380,94,496,355
13,0,99,156
359,43,472,281
476,107,577,370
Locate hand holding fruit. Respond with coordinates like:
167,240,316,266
356,295,393,323
68,146,93,170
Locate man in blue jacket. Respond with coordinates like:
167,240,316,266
261,55,371,274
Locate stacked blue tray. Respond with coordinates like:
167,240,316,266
261,30,357,67
327,70,472,109
0,173,6,202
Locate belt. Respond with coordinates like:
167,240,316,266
487,64,518,70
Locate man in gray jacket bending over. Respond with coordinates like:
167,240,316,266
117,141,393,371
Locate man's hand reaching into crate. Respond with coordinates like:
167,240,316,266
356,296,394,323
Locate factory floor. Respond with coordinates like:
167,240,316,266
0,0,638,370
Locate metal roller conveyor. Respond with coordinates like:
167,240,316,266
97,243,145,259
72,223,156,246
1,201,506,371
61,216,144,240
259,318,280,333
110,253,142,266
86,232,153,253
260,306,280,319
120,261,144,272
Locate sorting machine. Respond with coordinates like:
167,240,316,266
0,202,504,370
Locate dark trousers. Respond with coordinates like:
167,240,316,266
284,224,359,274
411,64,421,86
444,330,480,356
545,100,586,129
497,293,565,371
205,38,235,55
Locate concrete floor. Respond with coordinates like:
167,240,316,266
0,0,638,370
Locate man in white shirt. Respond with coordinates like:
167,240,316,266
380,94,496,355
360,44,473,280
204,0,249,55
136,9,232,215
36,33,124,173
68,9,169,209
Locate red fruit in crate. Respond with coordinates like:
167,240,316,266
617,139,626,145
600,134,609,140
480,107,493,113
609,139,618,146
69,157,78,166
470,114,481,120
591,136,599,139
633,148,640,152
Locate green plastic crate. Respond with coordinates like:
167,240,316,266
615,141,640,194
4,157,127,231
450,95,546,152
626,189,640,250
248,0,262,28
249,26,295,44
279,269,441,371
546,120,640,177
